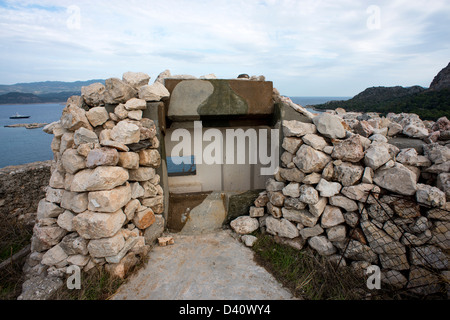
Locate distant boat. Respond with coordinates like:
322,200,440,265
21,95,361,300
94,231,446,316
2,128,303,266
10,112,30,119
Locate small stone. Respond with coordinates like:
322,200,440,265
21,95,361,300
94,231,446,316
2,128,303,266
139,82,170,102
111,121,140,145
299,185,319,205
60,191,88,214
282,182,300,198
73,127,99,146
308,236,336,256
302,172,322,184
128,167,156,181
41,245,68,267
282,137,303,154
302,133,328,150
333,162,364,187
88,233,126,258
249,206,265,218
316,179,342,197
139,149,161,168
416,183,446,207
329,196,358,212
326,225,346,242
56,210,75,232
128,110,143,121
86,107,109,127
308,197,327,217
158,236,174,247
133,207,156,230
266,178,285,192
300,225,324,239
241,235,258,247
321,206,345,228
230,216,259,235
341,183,381,202
61,149,86,174
86,147,119,168
364,143,391,170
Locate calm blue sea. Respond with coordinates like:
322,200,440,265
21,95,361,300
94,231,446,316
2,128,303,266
290,96,350,109
0,97,350,168
0,103,65,168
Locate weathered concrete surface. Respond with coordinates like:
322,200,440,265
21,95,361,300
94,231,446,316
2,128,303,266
111,230,296,300
165,79,274,120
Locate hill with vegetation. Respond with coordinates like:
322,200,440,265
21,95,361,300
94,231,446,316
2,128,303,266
0,79,104,95
0,79,105,105
313,63,450,121
0,91,80,104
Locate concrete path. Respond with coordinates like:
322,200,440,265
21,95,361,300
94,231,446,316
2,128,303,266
111,230,296,300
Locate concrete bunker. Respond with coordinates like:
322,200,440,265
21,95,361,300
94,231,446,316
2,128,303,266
160,78,281,233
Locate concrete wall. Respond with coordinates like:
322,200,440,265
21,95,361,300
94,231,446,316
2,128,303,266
165,123,277,193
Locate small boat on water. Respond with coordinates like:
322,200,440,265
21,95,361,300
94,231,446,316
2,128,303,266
10,112,30,119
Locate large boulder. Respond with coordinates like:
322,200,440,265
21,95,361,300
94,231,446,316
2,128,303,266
265,217,300,239
104,78,137,104
293,145,331,173
138,82,170,101
81,83,105,107
88,184,132,213
331,135,365,163
70,167,129,192
73,209,126,240
282,120,316,137
373,163,417,196
312,113,346,139
122,71,150,88
110,121,141,145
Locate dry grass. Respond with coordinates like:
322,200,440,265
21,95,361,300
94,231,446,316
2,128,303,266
50,253,148,300
252,233,372,300
0,216,32,300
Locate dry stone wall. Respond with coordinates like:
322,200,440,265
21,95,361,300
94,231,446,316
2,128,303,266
231,96,450,297
0,161,52,226
20,71,169,299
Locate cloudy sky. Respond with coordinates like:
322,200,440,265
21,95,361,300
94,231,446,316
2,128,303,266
0,0,449,96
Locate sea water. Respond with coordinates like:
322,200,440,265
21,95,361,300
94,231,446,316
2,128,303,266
0,103,65,168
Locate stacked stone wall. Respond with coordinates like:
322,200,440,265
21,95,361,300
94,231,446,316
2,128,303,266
231,97,449,296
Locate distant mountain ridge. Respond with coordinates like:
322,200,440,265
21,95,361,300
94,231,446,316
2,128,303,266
313,62,450,121
0,79,105,104
0,79,105,95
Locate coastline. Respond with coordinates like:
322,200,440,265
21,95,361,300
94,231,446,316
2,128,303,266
0,101,66,106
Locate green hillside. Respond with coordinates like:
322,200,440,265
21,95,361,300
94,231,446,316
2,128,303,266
314,87,450,121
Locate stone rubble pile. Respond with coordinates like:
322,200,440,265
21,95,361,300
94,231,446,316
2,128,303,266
231,103,449,296
19,71,171,299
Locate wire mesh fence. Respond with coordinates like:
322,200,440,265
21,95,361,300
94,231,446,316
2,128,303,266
337,191,449,299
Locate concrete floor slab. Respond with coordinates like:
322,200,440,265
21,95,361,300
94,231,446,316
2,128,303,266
111,230,296,300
